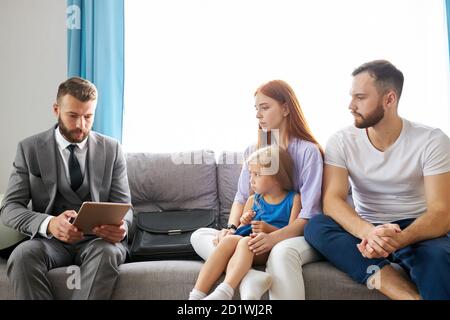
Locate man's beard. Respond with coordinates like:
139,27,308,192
353,103,384,129
58,117,89,143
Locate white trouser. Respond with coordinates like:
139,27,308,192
190,227,322,299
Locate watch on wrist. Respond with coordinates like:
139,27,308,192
226,223,237,232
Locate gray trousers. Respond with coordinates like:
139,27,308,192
6,236,127,300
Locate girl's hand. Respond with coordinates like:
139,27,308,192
239,210,255,225
251,221,274,234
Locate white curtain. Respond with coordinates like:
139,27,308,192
123,0,450,154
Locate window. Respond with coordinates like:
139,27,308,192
123,0,450,154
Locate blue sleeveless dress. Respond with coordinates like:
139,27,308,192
234,191,296,236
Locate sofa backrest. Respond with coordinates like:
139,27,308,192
216,151,244,228
126,150,219,214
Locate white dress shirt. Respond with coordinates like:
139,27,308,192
38,127,89,238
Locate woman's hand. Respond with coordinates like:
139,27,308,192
248,232,276,255
212,228,234,246
239,210,255,225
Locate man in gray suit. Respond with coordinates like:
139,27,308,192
0,77,132,299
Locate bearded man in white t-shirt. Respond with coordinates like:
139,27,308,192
304,60,450,300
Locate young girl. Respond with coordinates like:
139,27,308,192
189,146,301,300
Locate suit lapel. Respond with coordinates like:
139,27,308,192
37,127,58,204
87,132,105,202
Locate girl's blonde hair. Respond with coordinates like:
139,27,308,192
247,145,294,192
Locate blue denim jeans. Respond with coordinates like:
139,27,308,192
304,214,450,299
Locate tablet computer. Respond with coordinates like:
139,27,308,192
72,202,132,235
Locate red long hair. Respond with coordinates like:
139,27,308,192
255,80,323,156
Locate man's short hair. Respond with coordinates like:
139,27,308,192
56,77,97,103
352,60,404,100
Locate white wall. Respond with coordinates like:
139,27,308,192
0,0,67,193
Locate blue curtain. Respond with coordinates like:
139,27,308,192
66,0,124,142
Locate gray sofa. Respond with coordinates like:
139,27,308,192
0,150,387,300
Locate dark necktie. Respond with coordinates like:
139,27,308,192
67,144,83,191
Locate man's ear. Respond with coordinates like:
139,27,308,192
385,90,397,109
53,103,60,117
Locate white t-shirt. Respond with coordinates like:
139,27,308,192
325,118,450,224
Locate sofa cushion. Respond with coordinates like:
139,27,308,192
303,261,388,299
216,151,244,228
42,261,265,300
0,257,388,300
0,258,13,299
111,261,205,299
126,151,219,213
15,260,260,300
0,194,26,252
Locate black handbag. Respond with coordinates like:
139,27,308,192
130,209,217,261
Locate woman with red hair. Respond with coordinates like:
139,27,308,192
191,80,323,300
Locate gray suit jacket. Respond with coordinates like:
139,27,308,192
0,126,132,240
